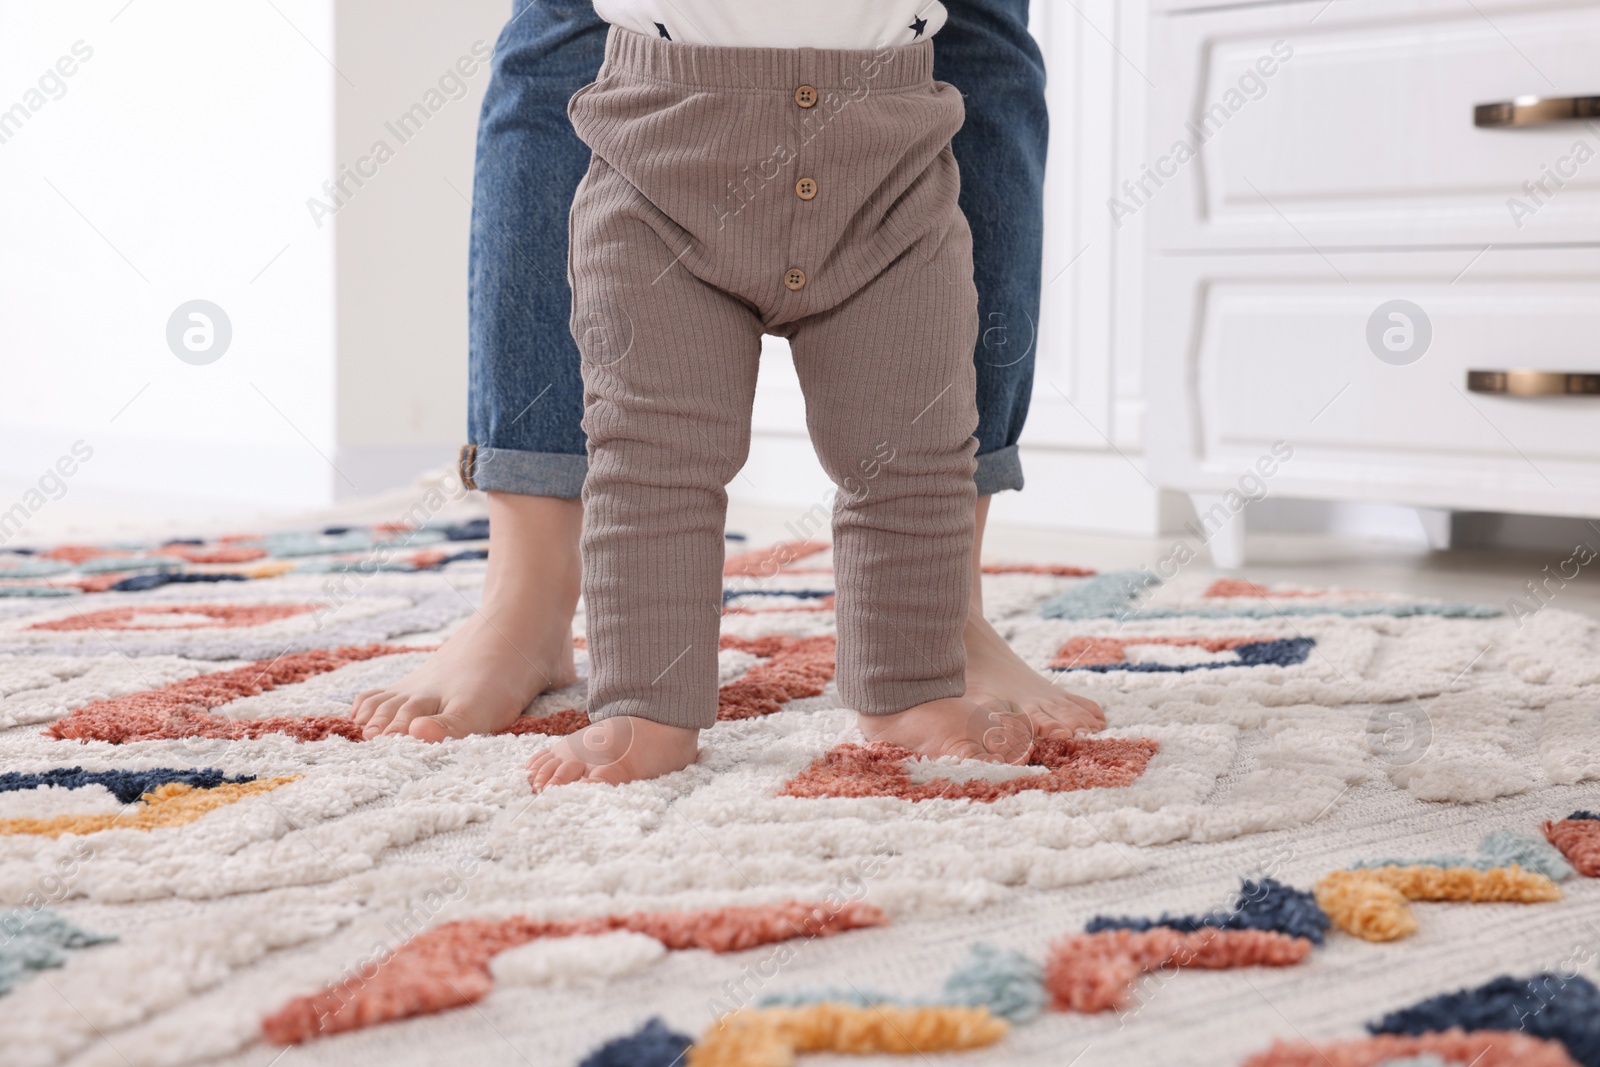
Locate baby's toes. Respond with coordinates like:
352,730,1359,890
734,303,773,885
528,750,567,791
546,759,589,788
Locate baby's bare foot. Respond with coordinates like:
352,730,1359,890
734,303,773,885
856,695,1034,764
964,602,1105,739
351,493,581,741
526,717,701,791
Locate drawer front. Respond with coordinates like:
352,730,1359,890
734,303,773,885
1145,0,1600,250
1144,247,1600,515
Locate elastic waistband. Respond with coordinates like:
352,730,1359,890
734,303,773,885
600,25,935,91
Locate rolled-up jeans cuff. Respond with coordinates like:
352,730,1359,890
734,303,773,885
974,444,1024,496
459,445,587,499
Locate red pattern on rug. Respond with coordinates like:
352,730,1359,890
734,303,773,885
70,574,135,593
30,603,317,633
163,545,270,564
715,634,836,719
261,900,887,1044
1050,635,1272,670
723,540,830,577
45,644,419,743
1046,928,1312,1013
1241,1030,1581,1067
42,631,835,743
981,562,1096,576
779,735,1158,803
499,708,592,737
722,597,836,615
41,545,127,564
507,634,834,734
1204,578,1327,599
1543,817,1600,877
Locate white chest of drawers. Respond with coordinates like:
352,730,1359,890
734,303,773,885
1142,0,1600,563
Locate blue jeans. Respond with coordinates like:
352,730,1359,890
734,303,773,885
462,0,1046,499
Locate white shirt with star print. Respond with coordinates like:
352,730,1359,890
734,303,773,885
592,1,947,48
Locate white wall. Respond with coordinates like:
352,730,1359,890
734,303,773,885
0,0,507,538
1,1,1175,539
0,0,337,519
330,0,507,499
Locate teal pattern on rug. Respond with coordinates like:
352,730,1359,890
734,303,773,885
0,909,117,996
1040,571,1502,622
1351,830,1573,882
757,943,1047,1023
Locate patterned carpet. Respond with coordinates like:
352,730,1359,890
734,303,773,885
2,521,1598,1066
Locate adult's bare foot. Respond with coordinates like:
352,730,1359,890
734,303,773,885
352,492,581,741
964,605,1104,738
526,717,701,790
963,495,1105,738
856,695,1034,764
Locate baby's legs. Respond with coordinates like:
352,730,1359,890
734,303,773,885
529,183,766,790
788,216,1028,761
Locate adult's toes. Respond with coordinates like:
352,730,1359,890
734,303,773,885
1072,698,1107,728
1027,710,1076,738
1064,692,1104,713
363,694,408,736
941,738,995,763
381,697,434,735
351,689,388,724
409,710,473,743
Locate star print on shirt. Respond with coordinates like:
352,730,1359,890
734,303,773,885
909,14,928,37
655,21,671,39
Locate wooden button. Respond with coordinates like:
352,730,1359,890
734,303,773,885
784,268,807,291
795,177,818,200
794,85,818,108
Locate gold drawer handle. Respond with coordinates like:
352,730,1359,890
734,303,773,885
1467,370,1600,396
1475,94,1600,128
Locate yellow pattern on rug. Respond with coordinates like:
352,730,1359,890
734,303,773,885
0,777,301,838
687,1004,1008,1066
1315,865,1562,941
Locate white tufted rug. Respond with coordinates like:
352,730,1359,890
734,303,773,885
1,525,1597,1066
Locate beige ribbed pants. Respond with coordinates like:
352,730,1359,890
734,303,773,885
568,28,979,729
